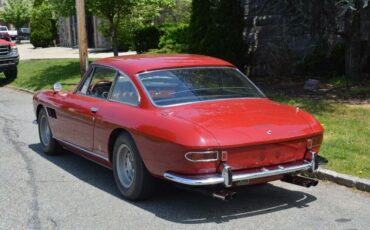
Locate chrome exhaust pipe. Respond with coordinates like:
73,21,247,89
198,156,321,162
212,190,236,201
282,175,319,188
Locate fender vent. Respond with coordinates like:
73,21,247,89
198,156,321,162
46,107,57,119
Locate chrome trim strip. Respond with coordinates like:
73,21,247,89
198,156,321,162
55,137,109,161
163,158,316,187
135,66,266,108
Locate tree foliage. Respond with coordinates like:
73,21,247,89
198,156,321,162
48,0,75,16
0,0,32,30
189,0,245,69
155,0,191,24
30,2,53,47
43,0,177,55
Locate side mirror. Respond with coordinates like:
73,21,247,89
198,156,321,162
53,82,62,93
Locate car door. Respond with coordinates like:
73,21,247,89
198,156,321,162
92,73,141,158
57,65,118,153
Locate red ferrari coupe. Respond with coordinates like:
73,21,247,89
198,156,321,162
33,54,324,200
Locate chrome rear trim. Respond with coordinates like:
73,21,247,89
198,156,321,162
164,155,317,187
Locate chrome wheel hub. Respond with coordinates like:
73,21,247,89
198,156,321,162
116,144,135,188
40,115,51,146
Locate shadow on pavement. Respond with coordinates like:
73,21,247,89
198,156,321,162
0,76,15,87
29,143,317,224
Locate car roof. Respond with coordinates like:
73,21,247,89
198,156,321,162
94,54,235,76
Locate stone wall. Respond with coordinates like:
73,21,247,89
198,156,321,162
243,0,313,76
243,0,370,77
93,17,111,49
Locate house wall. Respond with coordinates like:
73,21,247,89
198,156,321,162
57,16,111,49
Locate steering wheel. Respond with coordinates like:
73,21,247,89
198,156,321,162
90,80,112,97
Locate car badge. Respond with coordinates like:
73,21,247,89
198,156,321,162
266,130,272,135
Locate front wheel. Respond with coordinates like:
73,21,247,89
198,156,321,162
112,133,156,200
4,68,17,79
38,108,62,155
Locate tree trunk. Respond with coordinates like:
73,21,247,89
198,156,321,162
345,38,362,81
111,27,119,57
345,4,363,82
361,7,370,71
109,19,119,57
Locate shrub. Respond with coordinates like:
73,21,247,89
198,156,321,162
30,4,54,48
189,0,245,69
296,41,345,78
132,25,161,53
150,23,189,53
99,19,139,52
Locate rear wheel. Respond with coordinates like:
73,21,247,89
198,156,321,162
38,108,62,155
113,133,156,200
4,68,17,79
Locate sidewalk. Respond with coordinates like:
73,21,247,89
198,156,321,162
17,42,136,60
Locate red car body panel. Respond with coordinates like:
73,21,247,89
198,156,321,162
33,54,324,183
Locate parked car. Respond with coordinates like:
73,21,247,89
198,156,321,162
0,32,11,42
0,39,19,79
17,27,30,40
33,54,324,201
0,26,17,40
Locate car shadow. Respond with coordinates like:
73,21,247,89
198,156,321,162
29,143,317,224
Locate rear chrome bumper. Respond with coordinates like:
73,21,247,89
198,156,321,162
164,152,318,187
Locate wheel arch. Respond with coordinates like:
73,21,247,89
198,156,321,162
36,104,44,120
108,128,136,163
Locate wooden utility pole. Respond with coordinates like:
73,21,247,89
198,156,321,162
75,0,89,77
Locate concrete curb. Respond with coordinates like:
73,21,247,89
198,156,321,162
310,168,370,193
5,85,35,94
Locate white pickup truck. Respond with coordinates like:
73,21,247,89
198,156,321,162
0,26,17,41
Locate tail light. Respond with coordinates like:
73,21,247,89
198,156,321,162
307,135,323,150
185,151,219,162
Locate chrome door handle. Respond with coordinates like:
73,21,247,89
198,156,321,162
90,107,99,113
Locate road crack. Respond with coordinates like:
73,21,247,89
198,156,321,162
0,115,41,229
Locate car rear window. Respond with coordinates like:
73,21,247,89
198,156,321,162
137,67,265,107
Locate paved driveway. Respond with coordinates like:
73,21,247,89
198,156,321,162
17,42,136,60
1,87,370,230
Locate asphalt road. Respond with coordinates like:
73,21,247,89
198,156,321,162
1,87,370,230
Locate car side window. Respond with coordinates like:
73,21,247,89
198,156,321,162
80,66,117,99
110,75,140,106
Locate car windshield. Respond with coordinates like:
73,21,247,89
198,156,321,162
0,27,7,31
138,67,265,107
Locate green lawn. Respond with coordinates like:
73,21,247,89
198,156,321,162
274,97,370,178
1,59,369,178
4,59,82,91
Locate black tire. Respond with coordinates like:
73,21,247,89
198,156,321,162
4,68,17,79
112,133,156,200
38,108,62,155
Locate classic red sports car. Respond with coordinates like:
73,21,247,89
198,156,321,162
33,54,324,200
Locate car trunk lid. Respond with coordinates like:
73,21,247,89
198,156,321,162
168,98,312,169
